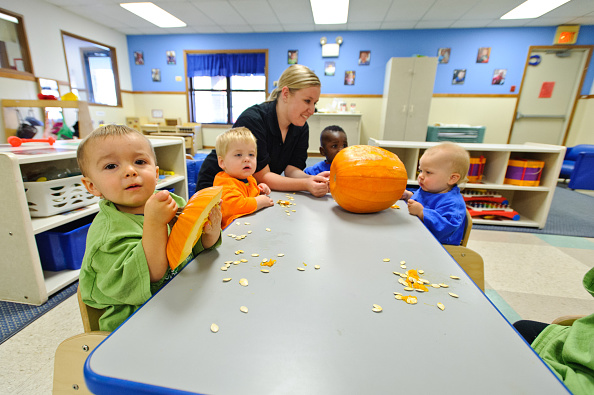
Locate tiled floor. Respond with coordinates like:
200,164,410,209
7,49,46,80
1,187,593,394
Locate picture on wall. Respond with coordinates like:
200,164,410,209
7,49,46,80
437,48,450,64
151,68,161,82
325,61,336,76
344,70,355,85
134,51,144,65
288,50,298,64
492,69,506,85
452,69,466,85
358,51,370,65
477,47,491,63
167,51,176,65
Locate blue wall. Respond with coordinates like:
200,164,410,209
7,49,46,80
127,26,594,96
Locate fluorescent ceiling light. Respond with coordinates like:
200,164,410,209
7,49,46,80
120,2,186,28
0,12,19,24
310,0,349,24
501,0,571,19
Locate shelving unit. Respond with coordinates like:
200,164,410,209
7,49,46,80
0,136,187,305
1,99,93,142
368,138,566,228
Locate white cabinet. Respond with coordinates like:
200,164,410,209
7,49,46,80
369,138,566,229
379,57,437,141
307,113,361,153
0,136,187,305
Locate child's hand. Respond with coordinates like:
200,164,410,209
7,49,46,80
202,203,222,249
258,183,271,195
145,190,178,225
317,170,330,178
401,190,413,201
407,199,424,218
256,195,274,210
307,174,330,197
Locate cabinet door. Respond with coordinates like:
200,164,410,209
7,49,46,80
406,57,438,141
380,58,414,141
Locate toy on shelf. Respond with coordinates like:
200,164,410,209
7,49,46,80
467,156,486,183
466,201,520,221
462,189,509,205
504,159,544,186
8,136,56,147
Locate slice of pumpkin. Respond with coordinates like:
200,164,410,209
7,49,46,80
167,186,223,269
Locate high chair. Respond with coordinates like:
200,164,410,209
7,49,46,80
52,286,109,394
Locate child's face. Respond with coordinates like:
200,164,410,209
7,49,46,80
417,150,460,194
218,141,257,179
320,131,348,164
81,134,159,214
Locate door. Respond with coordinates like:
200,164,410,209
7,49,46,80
509,46,591,145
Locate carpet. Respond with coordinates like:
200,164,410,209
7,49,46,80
0,281,78,345
473,185,594,238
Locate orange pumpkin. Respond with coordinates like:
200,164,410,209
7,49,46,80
167,186,223,269
329,145,407,213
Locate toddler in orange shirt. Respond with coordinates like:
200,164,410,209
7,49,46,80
213,127,274,229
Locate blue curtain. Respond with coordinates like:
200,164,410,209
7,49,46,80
187,53,265,77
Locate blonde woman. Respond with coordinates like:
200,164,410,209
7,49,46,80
198,65,329,197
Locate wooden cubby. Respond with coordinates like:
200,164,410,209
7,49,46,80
0,136,187,305
368,139,566,228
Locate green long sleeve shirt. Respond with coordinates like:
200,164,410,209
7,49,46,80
532,266,594,395
79,194,221,332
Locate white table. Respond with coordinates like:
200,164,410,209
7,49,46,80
84,192,569,394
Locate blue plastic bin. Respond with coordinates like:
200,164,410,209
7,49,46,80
35,218,92,271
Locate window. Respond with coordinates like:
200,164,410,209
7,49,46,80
61,32,121,106
187,51,267,124
0,7,33,76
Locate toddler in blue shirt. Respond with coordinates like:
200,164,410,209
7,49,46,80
304,125,348,176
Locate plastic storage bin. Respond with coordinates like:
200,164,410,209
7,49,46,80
468,156,486,183
35,218,92,271
427,125,486,143
24,175,99,217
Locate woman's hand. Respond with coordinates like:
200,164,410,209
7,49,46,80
307,175,329,197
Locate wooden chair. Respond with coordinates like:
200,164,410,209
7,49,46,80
443,245,485,291
551,315,586,326
53,286,109,394
460,209,472,247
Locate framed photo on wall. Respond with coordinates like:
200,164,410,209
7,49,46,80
344,70,355,85
167,51,176,65
134,51,144,65
358,51,370,65
151,68,161,82
477,47,491,63
288,50,298,64
437,48,450,64
325,61,336,76
452,69,466,85
492,69,506,85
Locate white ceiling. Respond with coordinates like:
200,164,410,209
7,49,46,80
43,0,594,35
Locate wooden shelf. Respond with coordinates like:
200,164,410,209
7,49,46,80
369,138,566,229
0,136,188,305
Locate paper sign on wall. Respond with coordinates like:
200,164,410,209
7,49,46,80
539,82,555,98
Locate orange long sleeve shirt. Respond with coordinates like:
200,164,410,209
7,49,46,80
213,171,261,229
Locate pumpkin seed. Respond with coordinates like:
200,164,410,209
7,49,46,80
239,278,248,286
383,258,390,262
372,304,383,312
399,273,407,278
439,283,449,288
266,228,271,232
262,258,268,263
248,230,253,234
228,234,235,237
224,261,233,264
236,222,241,226
233,261,240,265
292,210,296,212
395,294,403,300
297,267,305,271
261,269,270,273
437,303,445,311
314,265,320,270
449,292,459,298
404,287,414,291
210,323,219,333
431,284,441,288
220,266,228,271
222,278,231,282
251,253,259,257
400,265,407,269
404,296,418,304
235,237,242,240
398,278,408,286
277,253,285,257
240,259,248,263
244,222,250,225
418,270,425,274
394,292,402,295
393,271,401,276
450,275,460,280
400,260,406,265
240,306,248,313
